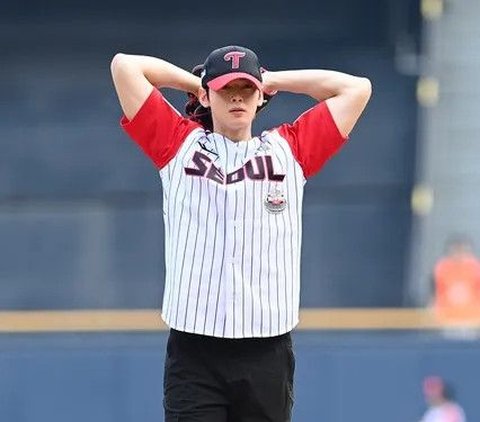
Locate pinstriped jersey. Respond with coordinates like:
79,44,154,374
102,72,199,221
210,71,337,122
121,88,346,338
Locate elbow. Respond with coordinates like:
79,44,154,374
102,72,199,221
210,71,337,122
356,77,372,104
110,53,129,77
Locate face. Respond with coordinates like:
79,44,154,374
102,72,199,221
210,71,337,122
199,79,264,133
423,378,445,405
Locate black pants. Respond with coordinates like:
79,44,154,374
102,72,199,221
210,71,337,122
163,329,295,422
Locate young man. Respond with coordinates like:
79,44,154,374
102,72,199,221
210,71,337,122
111,45,371,422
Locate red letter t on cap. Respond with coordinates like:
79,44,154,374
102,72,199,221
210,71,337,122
224,51,246,69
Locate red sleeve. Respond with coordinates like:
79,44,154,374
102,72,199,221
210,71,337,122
276,101,347,178
120,88,201,169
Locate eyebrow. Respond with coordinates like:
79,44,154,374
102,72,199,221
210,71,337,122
223,82,256,89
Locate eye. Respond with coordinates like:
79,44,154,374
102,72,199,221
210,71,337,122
224,86,239,93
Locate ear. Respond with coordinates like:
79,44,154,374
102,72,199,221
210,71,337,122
257,90,264,107
198,87,210,108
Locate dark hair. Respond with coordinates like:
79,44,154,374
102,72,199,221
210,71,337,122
446,234,473,249
443,382,455,400
184,64,273,132
184,64,213,131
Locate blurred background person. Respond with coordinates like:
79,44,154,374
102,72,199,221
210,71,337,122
431,235,480,330
420,375,466,422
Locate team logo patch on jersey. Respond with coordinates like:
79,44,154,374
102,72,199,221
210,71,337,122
264,186,287,214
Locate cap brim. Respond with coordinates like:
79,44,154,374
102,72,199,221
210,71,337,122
207,72,262,91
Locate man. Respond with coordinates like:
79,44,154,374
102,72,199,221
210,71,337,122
111,45,371,421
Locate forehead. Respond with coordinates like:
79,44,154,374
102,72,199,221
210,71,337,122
222,78,257,89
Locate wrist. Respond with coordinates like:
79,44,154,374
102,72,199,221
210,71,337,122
182,73,201,95
261,70,278,96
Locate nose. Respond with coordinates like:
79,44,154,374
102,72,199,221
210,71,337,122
230,91,243,102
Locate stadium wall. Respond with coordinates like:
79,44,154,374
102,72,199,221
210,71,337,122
1,330,479,422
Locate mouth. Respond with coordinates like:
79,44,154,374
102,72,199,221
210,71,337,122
229,108,246,113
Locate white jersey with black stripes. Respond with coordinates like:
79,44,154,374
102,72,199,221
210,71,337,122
160,128,304,338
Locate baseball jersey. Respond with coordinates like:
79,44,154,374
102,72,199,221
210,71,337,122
121,88,346,338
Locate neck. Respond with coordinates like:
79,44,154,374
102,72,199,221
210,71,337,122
431,398,447,407
213,123,252,142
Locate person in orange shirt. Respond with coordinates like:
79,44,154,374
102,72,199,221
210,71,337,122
433,236,480,325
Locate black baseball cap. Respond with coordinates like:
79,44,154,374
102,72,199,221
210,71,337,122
201,45,263,91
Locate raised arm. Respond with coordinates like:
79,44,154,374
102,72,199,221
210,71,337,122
110,53,201,120
262,69,371,137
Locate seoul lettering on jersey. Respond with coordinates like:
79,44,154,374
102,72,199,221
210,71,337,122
184,151,286,185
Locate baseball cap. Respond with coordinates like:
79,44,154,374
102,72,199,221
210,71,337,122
201,45,263,91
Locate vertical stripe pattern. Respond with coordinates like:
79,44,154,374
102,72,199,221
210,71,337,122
159,129,305,338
